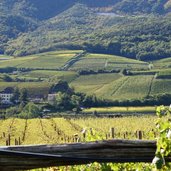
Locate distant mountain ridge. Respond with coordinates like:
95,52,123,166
1,0,171,60
1,0,171,20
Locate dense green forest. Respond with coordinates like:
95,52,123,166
1,0,171,60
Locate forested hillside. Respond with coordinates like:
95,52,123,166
1,0,171,60
1,0,170,18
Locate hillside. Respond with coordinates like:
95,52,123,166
0,50,171,103
1,0,170,19
3,4,171,61
1,1,171,60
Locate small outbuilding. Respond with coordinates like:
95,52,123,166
0,87,14,104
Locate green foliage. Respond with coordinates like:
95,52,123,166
152,106,171,170
2,74,13,82
53,92,71,110
0,1,171,60
50,81,73,94
157,69,171,79
20,102,41,119
19,88,28,104
50,81,83,111
11,87,20,104
5,107,19,118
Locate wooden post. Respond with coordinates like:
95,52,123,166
82,129,86,139
6,139,8,146
135,131,138,139
110,128,115,139
19,137,21,145
74,134,79,142
8,134,11,146
72,136,75,142
3,132,5,138
138,131,143,140
90,128,93,136
54,125,57,131
106,134,108,140
15,139,18,146
67,137,70,143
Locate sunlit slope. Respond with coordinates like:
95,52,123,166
69,53,148,71
0,50,82,69
70,73,122,95
71,74,171,100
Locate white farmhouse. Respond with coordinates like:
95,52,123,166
0,87,14,104
48,94,56,105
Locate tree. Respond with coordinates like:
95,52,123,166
6,107,19,118
107,41,121,55
71,95,81,107
21,102,41,119
54,92,72,110
51,92,82,111
11,87,20,104
19,88,28,104
3,75,13,82
71,95,81,113
0,97,2,105
49,81,73,94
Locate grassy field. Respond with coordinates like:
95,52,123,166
69,53,149,71
150,78,171,95
109,75,154,100
0,50,170,101
153,57,171,68
0,82,19,90
83,106,156,114
71,73,171,100
0,55,13,59
14,70,78,82
0,116,157,146
71,75,155,100
0,50,81,69
0,82,52,97
156,69,171,78
70,73,122,95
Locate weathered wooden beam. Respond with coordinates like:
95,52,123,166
0,139,167,171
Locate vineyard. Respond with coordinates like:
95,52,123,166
69,53,148,71
15,70,78,82
0,50,81,69
71,74,171,100
0,50,171,101
154,57,171,68
0,116,157,146
0,82,52,97
70,73,122,95
156,69,171,79
151,78,171,95
0,107,171,171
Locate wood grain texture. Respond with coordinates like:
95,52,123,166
0,139,166,170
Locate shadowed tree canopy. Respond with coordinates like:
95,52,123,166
49,81,73,95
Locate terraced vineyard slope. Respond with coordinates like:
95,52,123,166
0,50,171,101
